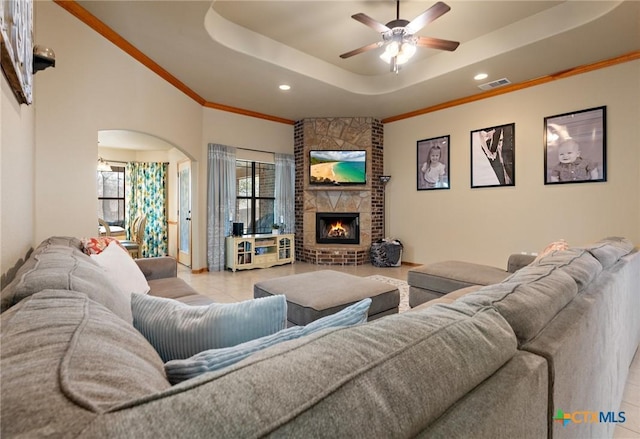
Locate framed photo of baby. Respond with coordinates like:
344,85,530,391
544,106,606,185
417,135,450,190
470,123,515,188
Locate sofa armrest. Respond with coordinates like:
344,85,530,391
507,254,536,273
135,257,178,280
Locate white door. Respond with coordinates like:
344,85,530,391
177,160,191,267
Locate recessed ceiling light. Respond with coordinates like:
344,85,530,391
279,84,291,91
474,73,488,81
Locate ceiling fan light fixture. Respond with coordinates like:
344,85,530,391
397,42,416,63
380,40,415,65
342,1,459,73
380,41,400,62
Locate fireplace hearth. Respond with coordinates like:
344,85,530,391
316,213,360,245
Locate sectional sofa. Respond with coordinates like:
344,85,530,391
1,235,638,438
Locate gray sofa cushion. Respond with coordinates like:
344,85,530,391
0,290,169,438
411,285,482,311
1,244,132,323
525,247,602,290
1,237,83,312
136,256,178,280
461,265,578,344
581,236,635,269
147,277,213,304
33,235,84,255
76,301,518,438
420,350,548,438
521,251,640,439
506,253,536,273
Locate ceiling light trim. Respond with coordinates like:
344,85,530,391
398,0,624,86
205,1,622,97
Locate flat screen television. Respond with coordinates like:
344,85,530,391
309,150,367,185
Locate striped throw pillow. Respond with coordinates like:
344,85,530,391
164,298,372,384
131,294,287,362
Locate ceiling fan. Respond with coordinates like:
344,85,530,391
340,1,459,73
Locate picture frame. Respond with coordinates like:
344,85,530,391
417,135,450,190
0,0,34,104
544,106,606,185
470,123,515,188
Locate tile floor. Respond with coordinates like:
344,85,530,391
177,262,640,437
177,261,412,304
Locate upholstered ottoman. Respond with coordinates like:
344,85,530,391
407,261,511,308
254,270,400,326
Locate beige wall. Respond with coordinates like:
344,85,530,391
29,1,291,270
33,0,201,249
1,75,36,275
384,60,640,268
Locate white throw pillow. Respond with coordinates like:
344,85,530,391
91,241,150,296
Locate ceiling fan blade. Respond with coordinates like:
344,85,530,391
405,2,451,35
340,41,384,59
351,13,390,34
415,36,459,51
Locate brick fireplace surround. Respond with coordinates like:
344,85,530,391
294,118,384,266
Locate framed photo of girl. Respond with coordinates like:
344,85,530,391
544,106,606,185
470,123,515,188
417,135,450,190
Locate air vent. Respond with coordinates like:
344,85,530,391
478,78,511,90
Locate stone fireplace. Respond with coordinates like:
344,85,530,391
294,118,384,266
316,212,360,245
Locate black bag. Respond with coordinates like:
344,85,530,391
370,239,403,267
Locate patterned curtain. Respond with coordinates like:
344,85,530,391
274,153,295,235
207,144,236,271
125,162,168,257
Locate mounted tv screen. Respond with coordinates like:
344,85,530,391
309,150,367,185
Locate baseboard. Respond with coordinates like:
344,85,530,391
191,267,209,274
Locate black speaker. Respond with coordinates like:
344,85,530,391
232,222,244,237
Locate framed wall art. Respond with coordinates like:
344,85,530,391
544,106,606,185
417,135,450,190
470,123,515,188
0,0,34,104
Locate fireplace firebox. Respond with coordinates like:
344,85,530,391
316,212,360,245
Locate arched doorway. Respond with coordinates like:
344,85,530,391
97,129,192,265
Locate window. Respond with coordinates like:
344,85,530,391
97,166,125,227
236,160,275,235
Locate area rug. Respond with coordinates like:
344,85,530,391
366,275,410,313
